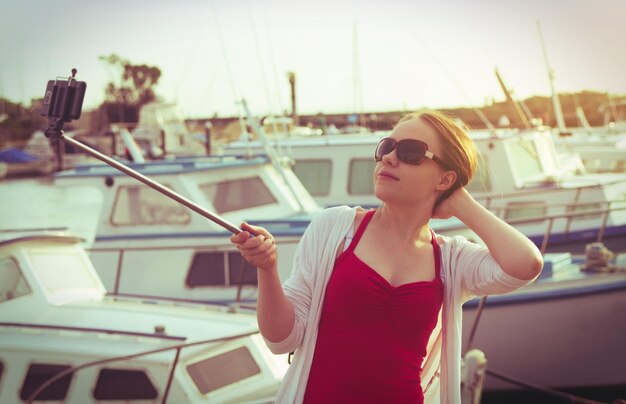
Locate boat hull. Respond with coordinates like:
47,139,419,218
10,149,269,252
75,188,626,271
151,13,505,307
462,274,626,391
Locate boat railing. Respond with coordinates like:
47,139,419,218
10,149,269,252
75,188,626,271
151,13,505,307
87,242,257,301
19,324,259,404
501,203,626,255
86,203,626,305
0,322,186,342
478,180,626,211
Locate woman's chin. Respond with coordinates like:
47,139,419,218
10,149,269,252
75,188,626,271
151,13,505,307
374,188,396,203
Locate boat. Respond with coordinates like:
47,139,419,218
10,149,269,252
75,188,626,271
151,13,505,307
0,185,287,403
131,102,207,157
0,233,287,403
223,127,626,253
0,146,53,177
461,239,626,395
48,154,319,305
552,128,626,174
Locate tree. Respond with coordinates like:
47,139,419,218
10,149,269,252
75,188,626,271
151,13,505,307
98,54,161,123
0,98,47,146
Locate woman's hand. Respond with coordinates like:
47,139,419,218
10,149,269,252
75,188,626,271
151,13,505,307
432,187,474,219
230,222,278,272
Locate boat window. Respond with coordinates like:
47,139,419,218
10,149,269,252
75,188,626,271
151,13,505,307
111,184,190,226
567,202,604,220
20,363,73,401
200,177,276,214
507,139,543,181
504,202,547,221
93,368,158,400
292,159,332,196
186,252,258,287
0,257,31,303
466,154,492,193
348,159,376,195
187,346,261,395
227,252,258,285
186,252,226,286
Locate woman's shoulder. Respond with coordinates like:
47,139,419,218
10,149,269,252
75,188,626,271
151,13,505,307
309,205,365,235
312,205,358,223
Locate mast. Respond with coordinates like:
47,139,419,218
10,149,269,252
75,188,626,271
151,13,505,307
537,21,566,132
494,68,531,128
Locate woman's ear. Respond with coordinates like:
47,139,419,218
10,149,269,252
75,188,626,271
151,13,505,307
437,170,457,192
433,170,459,213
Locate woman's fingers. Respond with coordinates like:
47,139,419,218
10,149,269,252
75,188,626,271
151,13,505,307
229,223,278,270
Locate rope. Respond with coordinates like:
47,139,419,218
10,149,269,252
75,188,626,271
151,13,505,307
580,242,626,273
260,0,286,115
210,0,247,135
395,14,496,132
210,0,239,103
463,295,487,356
246,0,276,117
486,368,609,404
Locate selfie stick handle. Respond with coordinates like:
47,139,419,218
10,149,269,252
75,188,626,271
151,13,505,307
59,133,244,235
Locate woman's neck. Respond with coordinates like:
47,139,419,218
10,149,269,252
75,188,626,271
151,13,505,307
373,203,433,246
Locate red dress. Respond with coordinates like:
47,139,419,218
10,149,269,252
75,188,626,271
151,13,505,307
303,210,443,403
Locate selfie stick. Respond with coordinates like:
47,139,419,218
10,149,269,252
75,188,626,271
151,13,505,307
43,69,244,235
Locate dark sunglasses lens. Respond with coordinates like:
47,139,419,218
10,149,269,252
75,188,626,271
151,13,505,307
375,138,396,161
397,140,426,164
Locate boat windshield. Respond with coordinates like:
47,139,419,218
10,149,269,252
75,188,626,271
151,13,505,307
508,138,544,182
27,248,104,303
0,257,32,303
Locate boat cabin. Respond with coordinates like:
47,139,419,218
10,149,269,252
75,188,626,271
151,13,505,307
0,234,286,403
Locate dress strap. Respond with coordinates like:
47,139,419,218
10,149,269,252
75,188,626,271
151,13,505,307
345,209,376,253
429,228,442,278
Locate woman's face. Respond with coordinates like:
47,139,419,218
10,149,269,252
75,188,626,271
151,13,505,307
373,118,446,206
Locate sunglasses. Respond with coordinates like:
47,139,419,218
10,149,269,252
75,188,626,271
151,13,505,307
374,137,449,168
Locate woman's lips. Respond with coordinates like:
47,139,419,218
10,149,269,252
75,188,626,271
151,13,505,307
378,171,399,180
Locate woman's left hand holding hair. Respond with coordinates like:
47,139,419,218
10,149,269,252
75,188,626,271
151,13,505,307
433,188,543,280
432,186,473,220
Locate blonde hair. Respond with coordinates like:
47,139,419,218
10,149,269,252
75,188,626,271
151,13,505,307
397,110,478,200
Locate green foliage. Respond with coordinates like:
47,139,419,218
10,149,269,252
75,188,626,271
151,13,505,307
0,98,47,147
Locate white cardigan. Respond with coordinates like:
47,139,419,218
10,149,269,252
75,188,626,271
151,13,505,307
264,206,531,403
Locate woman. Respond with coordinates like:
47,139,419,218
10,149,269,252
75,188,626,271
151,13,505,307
231,111,543,403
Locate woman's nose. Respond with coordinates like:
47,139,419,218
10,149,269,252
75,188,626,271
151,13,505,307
381,148,399,165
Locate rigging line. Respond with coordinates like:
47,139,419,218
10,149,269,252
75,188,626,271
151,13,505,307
260,0,286,114
250,0,292,159
210,0,240,105
173,29,205,103
463,296,487,356
393,12,495,131
194,60,223,118
210,0,247,136
246,0,276,117
485,369,607,404
246,0,283,154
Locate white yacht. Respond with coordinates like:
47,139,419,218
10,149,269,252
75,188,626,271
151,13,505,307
0,186,287,403
50,154,320,305
223,128,626,253
0,233,287,403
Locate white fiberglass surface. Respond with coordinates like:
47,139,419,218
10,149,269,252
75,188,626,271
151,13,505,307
28,248,104,302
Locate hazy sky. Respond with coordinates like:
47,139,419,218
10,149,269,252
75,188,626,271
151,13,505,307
2,0,625,118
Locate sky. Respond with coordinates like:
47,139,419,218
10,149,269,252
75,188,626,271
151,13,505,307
1,0,625,119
